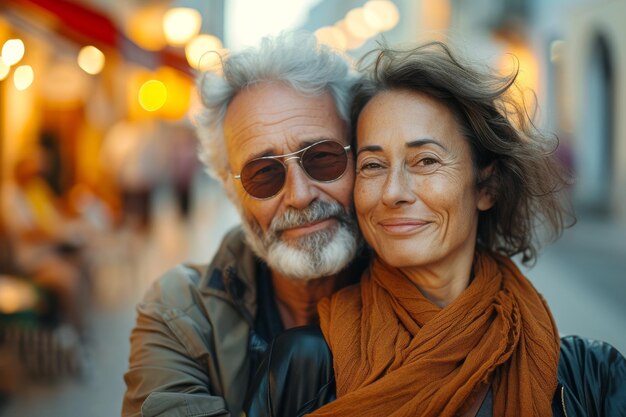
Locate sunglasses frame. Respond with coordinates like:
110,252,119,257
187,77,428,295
233,140,351,200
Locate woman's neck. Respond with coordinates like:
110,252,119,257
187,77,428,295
399,247,476,308
271,271,351,328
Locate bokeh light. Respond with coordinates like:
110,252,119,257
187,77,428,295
335,20,366,50
163,8,202,46
138,79,167,112
2,38,25,66
42,60,88,106
0,56,9,80
497,44,539,113
13,64,34,90
126,5,168,51
77,45,105,75
315,26,348,51
0,278,39,314
363,0,400,32
185,34,224,70
156,67,193,120
345,8,378,39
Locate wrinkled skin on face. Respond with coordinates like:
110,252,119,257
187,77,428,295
224,83,359,280
354,89,494,303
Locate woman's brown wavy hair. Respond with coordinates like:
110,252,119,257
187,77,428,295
351,41,575,265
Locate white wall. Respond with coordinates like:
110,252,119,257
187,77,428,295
564,0,626,222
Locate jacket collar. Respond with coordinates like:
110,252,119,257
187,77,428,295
200,226,259,322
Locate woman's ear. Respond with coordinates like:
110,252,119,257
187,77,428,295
477,163,496,211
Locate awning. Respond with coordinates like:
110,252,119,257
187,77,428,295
2,0,192,75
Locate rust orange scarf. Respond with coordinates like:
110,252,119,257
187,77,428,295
310,252,560,417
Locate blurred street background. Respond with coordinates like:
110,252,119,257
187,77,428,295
0,0,625,416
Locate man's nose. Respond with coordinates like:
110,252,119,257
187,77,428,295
282,158,318,209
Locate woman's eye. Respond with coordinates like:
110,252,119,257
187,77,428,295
409,156,441,174
359,161,385,171
419,157,439,166
362,162,381,170
357,160,386,176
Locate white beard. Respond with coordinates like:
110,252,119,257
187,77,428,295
240,200,360,280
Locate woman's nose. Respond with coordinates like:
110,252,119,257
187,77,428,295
381,165,417,208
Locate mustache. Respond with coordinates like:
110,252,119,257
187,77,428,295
268,200,350,235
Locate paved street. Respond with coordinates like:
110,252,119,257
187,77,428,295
523,217,626,354
2,174,625,417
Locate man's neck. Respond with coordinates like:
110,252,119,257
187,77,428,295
271,270,352,329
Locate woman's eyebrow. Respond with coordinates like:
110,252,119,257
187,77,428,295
406,138,447,151
356,145,383,156
357,139,447,157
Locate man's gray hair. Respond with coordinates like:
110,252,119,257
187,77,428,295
195,31,358,188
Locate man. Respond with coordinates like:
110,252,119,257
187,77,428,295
122,32,365,417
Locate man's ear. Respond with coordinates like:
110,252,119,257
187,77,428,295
477,163,496,212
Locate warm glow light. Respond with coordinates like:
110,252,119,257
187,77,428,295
335,20,366,50
157,67,193,120
13,65,33,90
0,284,21,313
0,56,9,80
185,34,224,70
363,0,400,32
78,45,105,75
421,0,451,33
345,8,378,40
138,79,167,111
42,60,88,106
0,16,11,42
315,26,348,51
498,44,539,112
226,0,320,49
126,5,168,51
163,8,202,46
0,278,38,314
2,38,25,66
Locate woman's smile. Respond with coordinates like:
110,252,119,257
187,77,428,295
354,89,493,273
377,218,432,235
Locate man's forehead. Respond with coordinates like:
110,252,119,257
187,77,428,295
223,84,346,162
224,83,336,126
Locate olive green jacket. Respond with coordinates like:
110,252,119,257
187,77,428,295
122,227,259,417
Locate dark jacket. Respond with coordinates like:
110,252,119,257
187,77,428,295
555,335,626,417
122,227,366,417
245,328,626,417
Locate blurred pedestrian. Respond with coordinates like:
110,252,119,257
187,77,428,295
1,144,91,332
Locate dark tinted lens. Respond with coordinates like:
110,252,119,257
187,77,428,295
301,141,348,181
240,158,285,199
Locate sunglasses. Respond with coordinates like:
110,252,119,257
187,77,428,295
233,140,351,199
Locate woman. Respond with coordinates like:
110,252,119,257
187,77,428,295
244,42,626,417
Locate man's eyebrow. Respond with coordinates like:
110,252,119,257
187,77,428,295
245,137,336,160
244,148,274,161
406,138,447,151
299,137,335,149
